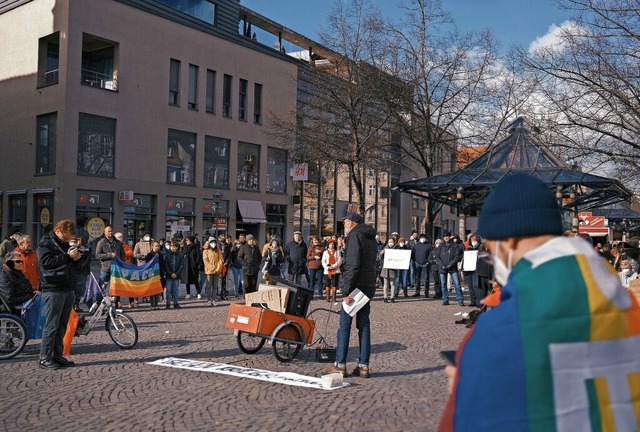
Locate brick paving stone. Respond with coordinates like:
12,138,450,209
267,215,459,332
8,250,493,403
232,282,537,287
0,283,472,431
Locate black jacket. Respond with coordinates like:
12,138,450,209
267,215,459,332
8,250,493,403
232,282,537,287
37,232,81,292
284,240,308,275
238,244,262,276
412,241,433,265
0,268,35,307
435,240,464,274
341,223,378,298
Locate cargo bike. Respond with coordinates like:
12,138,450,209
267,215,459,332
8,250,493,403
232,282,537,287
0,280,138,360
226,279,323,362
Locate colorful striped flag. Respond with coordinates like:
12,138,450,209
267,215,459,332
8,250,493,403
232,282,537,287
439,236,640,431
109,255,163,297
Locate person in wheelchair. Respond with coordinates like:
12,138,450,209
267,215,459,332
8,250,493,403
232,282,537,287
0,251,38,312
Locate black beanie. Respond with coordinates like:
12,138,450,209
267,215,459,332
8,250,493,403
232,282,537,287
478,173,563,240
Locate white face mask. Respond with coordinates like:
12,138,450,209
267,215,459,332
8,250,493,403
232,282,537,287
419,238,426,243
471,241,478,248
622,269,631,276
388,242,395,247
399,242,405,247
143,235,150,242
492,240,513,286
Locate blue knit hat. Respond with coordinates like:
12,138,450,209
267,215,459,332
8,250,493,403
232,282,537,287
478,173,563,240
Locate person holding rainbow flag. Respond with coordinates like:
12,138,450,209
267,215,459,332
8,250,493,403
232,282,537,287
439,174,640,432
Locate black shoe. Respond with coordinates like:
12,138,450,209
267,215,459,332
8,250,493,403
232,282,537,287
403,292,408,298
442,301,450,306
434,295,442,299
53,356,75,367
390,298,396,303
411,293,421,297
39,359,61,370
425,294,431,299
383,298,388,303
173,304,181,308
165,304,170,309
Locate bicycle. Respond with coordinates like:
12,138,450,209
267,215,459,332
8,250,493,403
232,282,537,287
0,282,138,360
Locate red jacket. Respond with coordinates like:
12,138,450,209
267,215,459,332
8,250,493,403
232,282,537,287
306,244,325,270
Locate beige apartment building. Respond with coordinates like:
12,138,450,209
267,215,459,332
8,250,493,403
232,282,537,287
0,0,300,246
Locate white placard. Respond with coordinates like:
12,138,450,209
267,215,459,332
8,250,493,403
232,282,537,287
462,250,478,272
382,249,412,270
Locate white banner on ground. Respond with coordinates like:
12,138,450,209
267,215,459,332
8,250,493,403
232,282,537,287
148,357,350,390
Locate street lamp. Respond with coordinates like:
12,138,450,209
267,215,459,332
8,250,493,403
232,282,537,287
212,190,223,238
456,186,465,237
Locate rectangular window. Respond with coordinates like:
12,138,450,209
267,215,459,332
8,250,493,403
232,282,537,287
169,59,180,106
38,33,60,87
78,113,115,177
267,147,287,194
239,78,248,121
223,74,232,118
36,113,57,175
206,69,216,113
166,129,196,185
81,34,118,91
254,83,262,124
188,64,198,110
204,136,230,188
237,142,260,191
156,0,217,25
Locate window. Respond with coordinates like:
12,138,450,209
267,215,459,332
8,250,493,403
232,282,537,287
254,83,262,123
38,33,60,87
36,113,57,175
188,64,198,110
267,147,287,194
238,79,247,121
77,113,115,177
81,33,118,91
204,136,230,188
368,184,375,197
169,59,180,106
156,0,217,25
237,142,260,190
206,69,216,113
167,129,196,185
223,74,232,117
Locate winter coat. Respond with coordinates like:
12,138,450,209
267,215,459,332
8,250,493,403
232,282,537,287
412,241,432,265
238,244,262,276
0,267,35,308
321,249,342,276
95,237,125,272
133,240,153,265
203,248,225,275
306,244,325,270
182,243,200,284
165,251,184,279
37,231,81,292
341,223,378,298
435,240,464,274
262,247,284,276
145,250,167,287
379,245,397,279
14,246,40,289
284,240,308,275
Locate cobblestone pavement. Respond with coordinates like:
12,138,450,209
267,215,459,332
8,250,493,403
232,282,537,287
0,284,472,432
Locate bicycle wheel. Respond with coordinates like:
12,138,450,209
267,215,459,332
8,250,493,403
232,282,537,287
0,314,27,360
272,323,302,362
105,312,138,349
236,331,265,354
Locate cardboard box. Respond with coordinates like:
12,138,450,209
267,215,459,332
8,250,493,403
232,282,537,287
247,284,290,312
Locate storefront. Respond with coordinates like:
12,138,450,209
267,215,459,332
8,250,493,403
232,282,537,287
202,197,228,239
76,189,114,246
165,196,195,241
122,193,156,245
32,189,54,244
7,190,27,235
265,203,287,244
236,199,266,239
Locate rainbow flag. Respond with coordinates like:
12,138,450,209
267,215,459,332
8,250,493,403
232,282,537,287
109,255,163,297
439,237,640,432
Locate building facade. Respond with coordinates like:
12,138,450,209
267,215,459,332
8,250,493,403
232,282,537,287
0,0,298,247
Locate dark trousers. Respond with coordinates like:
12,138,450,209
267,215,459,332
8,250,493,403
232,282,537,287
431,266,442,298
414,263,430,295
40,291,74,360
244,274,258,294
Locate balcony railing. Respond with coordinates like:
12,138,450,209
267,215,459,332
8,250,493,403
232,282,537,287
81,69,117,91
41,69,59,86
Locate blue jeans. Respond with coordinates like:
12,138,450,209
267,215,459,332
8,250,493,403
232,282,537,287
440,272,464,304
99,270,110,288
231,267,243,295
39,290,75,360
414,263,430,294
308,268,322,296
165,278,180,305
335,301,371,367
395,270,408,295
409,260,416,287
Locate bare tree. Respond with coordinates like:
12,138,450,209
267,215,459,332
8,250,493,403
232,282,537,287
521,0,640,191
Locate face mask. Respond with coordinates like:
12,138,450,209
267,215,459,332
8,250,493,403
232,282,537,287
69,241,78,248
388,242,395,247
492,241,513,286
419,238,426,243
165,245,171,250
471,241,478,248
622,269,631,276
211,243,218,248
399,242,405,247
143,236,150,242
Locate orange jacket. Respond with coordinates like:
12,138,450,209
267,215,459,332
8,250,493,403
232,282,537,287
123,243,134,263
15,246,39,289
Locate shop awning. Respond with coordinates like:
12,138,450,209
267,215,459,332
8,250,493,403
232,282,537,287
237,200,267,224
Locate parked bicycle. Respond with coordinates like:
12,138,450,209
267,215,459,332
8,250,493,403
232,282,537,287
0,282,138,360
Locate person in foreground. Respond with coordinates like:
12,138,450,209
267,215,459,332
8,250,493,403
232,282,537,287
438,173,640,431
37,219,83,370
322,212,377,378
